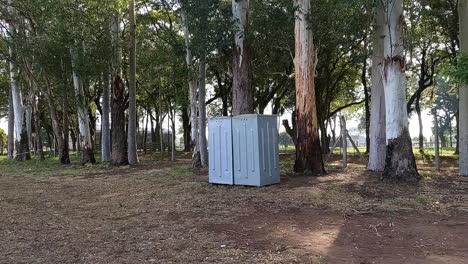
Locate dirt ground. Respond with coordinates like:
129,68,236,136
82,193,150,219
0,153,467,264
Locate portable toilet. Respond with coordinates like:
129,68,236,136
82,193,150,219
208,117,234,185
232,114,280,186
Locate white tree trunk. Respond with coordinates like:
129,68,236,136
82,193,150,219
459,0,468,176
70,48,95,164
7,87,14,159
368,1,386,171
9,45,26,159
101,72,111,162
198,55,208,167
382,0,419,182
180,7,201,167
127,0,139,165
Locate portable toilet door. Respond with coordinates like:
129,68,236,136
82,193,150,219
208,117,234,185
232,114,280,186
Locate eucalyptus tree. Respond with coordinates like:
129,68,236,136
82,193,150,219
6,4,30,161
381,0,419,183
459,0,468,176
128,0,139,165
368,0,386,171
179,2,201,167
292,0,324,174
7,84,14,159
232,0,254,116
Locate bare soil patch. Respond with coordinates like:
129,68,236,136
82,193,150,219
0,154,467,263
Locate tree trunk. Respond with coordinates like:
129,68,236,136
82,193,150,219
25,103,33,156
362,60,370,154
111,76,128,165
127,0,139,165
293,0,325,175
368,0,386,171
232,0,254,116
71,48,95,164
382,0,420,183
101,73,111,162
416,95,424,153
7,88,14,159
33,96,44,160
198,55,208,167
434,114,440,171
180,8,201,167
181,106,191,152
455,111,459,155
9,46,30,161
459,0,468,176
144,108,149,153
112,76,128,165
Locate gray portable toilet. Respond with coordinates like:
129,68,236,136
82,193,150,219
208,117,234,185
232,114,280,186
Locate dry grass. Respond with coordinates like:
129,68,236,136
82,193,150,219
0,152,467,263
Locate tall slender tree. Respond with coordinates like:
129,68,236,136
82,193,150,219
232,0,254,116
70,47,95,164
198,54,208,167
381,0,419,183
180,5,201,168
293,0,325,175
128,0,139,165
459,0,468,176
101,72,111,162
368,0,386,171
8,18,29,161
7,88,14,159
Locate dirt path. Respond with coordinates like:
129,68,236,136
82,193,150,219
0,158,467,263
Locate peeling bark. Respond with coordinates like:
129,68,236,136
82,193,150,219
293,0,325,175
70,47,95,165
383,129,420,183
111,76,128,165
381,0,419,182
232,0,254,116
10,50,30,161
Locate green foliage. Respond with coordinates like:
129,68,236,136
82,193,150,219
455,52,468,85
0,128,7,147
279,132,293,148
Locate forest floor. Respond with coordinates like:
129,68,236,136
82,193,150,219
0,152,467,264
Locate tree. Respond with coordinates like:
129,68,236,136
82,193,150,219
112,76,128,165
179,3,201,168
232,0,254,116
70,46,96,164
7,4,30,161
128,0,139,165
7,88,14,159
293,0,324,175
381,0,420,183
0,128,6,155
368,0,386,171
459,0,468,176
